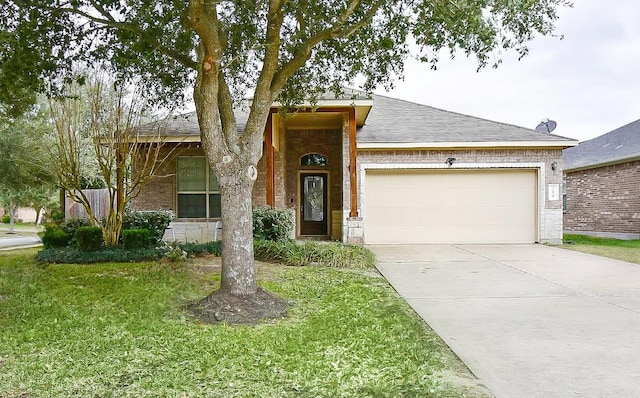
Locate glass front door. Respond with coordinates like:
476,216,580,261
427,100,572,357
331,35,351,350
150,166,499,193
299,173,328,236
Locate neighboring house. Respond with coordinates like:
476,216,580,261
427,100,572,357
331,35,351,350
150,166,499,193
134,89,577,244
0,207,40,223
563,119,640,240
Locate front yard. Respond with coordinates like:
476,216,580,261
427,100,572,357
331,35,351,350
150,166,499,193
0,249,487,397
561,234,640,265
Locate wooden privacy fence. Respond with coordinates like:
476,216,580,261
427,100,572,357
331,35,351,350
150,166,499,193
65,189,112,220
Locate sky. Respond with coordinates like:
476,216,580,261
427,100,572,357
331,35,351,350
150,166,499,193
375,0,640,142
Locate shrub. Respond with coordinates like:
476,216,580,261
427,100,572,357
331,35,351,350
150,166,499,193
254,239,376,269
122,211,172,244
41,227,71,249
60,218,92,246
47,209,66,226
75,226,104,252
253,207,294,242
35,247,165,264
122,229,152,250
1,214,10,223
179,241,222,257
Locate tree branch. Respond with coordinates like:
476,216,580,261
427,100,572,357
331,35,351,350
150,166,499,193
270,0,384,93
55,6,197,69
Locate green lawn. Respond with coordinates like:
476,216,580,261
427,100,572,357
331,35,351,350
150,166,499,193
0,249,486,397
561,234,640,265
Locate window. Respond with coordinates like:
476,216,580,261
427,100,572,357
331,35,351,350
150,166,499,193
301,153,327,166
177,157,221,218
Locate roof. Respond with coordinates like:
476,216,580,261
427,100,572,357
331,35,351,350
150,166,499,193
563,119,640,171
358,94,576,148
136,109,249,140
138,91,577,148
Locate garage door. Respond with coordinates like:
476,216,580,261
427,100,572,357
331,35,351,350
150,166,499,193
364,169,537,244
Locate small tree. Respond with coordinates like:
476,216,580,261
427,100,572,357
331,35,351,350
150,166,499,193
48,73,176,246
0,101,55,232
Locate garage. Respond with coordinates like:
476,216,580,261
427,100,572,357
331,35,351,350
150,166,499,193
364,169,538,244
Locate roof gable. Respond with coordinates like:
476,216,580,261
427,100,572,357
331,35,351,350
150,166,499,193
563,119,640,170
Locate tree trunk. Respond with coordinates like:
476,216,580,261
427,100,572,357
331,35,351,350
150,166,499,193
8,204,17,234
219,175,257,295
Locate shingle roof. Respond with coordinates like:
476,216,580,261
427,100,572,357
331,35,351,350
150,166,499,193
138,109,249,137
140,92,576,146
563,119,640,171
358,94,574,144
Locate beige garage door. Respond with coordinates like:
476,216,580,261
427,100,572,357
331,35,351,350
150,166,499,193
364,169,537,244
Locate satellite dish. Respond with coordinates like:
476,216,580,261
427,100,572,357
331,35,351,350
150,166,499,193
535,118,557,133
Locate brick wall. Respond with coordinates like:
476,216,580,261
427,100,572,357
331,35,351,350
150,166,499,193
131,144,182,212
564,160,640,237
133,144,267,216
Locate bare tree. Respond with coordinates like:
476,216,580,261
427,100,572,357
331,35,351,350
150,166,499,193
48,74,177,246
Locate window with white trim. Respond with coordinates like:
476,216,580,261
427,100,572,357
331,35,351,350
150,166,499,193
177,157,221,218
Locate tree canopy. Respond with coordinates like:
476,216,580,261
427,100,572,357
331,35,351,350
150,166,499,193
1,1,570,107
1,0,571,300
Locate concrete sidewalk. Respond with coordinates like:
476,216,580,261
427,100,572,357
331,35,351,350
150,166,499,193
0,235,42,250
372,244,640,398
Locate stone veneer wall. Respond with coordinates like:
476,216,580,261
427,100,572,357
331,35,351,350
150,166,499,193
357,148,565,244
564,160,640,239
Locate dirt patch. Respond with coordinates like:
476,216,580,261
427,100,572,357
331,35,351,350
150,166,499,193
188,287,291,326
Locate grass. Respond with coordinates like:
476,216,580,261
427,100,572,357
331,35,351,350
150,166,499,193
561,234,640,265
0,249,485,397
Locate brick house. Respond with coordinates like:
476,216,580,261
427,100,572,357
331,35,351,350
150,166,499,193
563,119,640,240
134,89,577,244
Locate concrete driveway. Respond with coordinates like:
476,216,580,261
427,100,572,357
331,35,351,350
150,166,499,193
371,244,640,398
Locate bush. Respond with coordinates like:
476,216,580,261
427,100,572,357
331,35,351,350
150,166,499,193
60,218,92,246
179,241,222,257
75,226,104,252
122,229,152,249
253,208,294,242
254,239,376,269
47,209,66,226
1,214,10,223
41,227,71,249
35,247,165,264
122,211,173,244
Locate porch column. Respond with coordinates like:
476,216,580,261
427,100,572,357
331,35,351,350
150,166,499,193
265,111,275,207
349,107,358,217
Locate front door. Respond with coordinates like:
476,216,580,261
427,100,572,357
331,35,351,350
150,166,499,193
299,173,328,236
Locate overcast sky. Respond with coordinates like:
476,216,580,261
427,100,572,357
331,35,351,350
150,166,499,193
375,0,640,142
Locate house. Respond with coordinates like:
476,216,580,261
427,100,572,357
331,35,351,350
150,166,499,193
563,119,640,240
133,89,577,244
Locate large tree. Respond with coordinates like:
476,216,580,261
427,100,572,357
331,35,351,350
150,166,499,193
1,0,570,299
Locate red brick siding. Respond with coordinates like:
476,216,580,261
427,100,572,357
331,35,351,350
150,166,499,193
564,161,640,234
133,145,267,216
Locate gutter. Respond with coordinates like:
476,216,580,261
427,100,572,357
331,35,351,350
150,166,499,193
358,140,579,150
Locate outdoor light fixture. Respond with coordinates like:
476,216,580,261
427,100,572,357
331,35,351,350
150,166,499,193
446,157,456,166
551,161,558,171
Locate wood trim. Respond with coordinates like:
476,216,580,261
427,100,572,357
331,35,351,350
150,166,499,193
349,107,358,217
265,111,276,207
